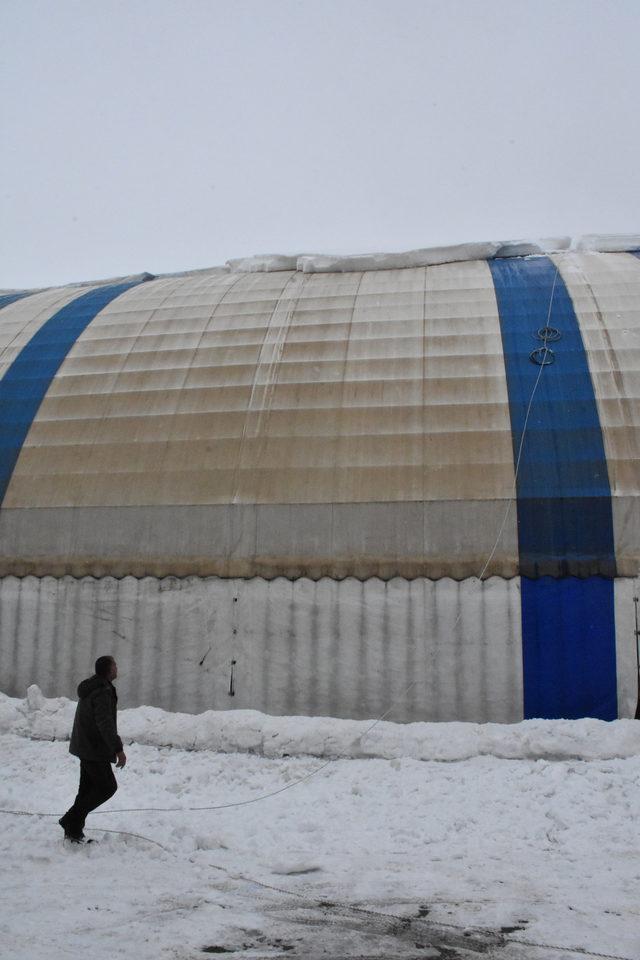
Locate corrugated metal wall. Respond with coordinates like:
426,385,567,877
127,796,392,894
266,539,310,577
1,574,526,723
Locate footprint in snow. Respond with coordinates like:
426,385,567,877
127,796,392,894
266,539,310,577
270,861,322,875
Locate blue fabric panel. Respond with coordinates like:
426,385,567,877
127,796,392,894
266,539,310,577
488,256,615,576
0,291,31,311
521,577,617,720
489,256,618,719
0,280,142,505
517,498,615,578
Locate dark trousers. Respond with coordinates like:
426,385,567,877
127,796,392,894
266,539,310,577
62,760,117,833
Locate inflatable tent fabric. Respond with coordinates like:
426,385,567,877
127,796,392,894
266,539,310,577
0,248,638,722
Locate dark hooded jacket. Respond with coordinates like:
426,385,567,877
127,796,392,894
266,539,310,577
69,675,123,761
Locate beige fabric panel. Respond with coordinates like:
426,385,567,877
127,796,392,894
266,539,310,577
554,252,640,575
231,262,515,504
421,260,514,500
5,271,296,508
0,284,96,378
230,270,364,503
6,262,515,512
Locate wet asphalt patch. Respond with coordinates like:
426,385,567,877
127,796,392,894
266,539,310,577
201,898,530,958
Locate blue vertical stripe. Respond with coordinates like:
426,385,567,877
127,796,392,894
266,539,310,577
0,279,146,505
489,256,617,720
521,577,617,720
489,256,615,574
0,291,32,311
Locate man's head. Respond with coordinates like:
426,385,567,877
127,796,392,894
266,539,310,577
95,656,118,681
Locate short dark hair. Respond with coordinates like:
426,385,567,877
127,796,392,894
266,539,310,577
95,656,115,678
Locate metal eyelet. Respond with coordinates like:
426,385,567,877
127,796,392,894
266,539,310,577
536,326,561,342
529,347,555,366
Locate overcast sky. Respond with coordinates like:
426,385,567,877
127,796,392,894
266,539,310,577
1,0,639,288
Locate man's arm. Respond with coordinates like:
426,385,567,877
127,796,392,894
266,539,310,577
93,688,124,758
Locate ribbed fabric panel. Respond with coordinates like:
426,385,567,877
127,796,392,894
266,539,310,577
0,280,148,504
0,254,636,585
0,264,517,579
556,251,640,578
0,575,524,723
6,265,513,509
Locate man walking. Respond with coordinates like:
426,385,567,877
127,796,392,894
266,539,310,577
59,655,126,843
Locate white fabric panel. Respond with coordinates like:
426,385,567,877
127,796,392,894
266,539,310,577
555,252,640,496
613,578,640,718
0,575,524,723
555,252,640,575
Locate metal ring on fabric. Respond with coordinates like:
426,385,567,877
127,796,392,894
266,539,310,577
535,326,562,342
529,347,555,366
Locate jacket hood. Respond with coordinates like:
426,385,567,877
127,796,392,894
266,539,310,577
77,675,110,699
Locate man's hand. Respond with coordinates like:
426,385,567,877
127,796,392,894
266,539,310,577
115,751,127,768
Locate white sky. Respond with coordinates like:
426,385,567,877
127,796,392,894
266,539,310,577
1,0,639,288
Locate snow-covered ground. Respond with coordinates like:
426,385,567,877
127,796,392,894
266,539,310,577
1,689,639,960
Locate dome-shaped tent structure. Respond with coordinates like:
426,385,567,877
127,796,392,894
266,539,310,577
1,240,638,722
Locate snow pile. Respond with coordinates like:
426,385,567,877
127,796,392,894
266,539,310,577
296,241,501,273
223,236,581,274
226,254,300,273
575,233,640,252
10,238,640,290
2,686,638,761
62,270,157,291
0,685,77,741
495,236,571,256
222,235,640,274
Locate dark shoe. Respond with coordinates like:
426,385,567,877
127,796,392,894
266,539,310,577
59,816,85,842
